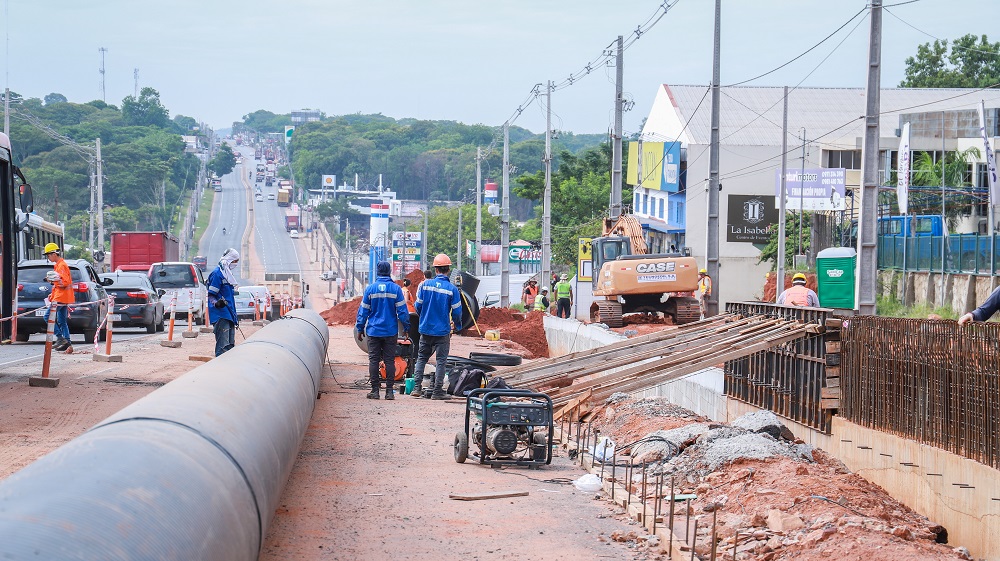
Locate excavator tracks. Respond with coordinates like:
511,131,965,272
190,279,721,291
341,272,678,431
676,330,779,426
672,297,702,325
593,301,624,327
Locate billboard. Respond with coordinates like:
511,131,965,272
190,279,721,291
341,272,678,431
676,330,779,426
774,168,846,211
390,232,422,276
727,195,779,243
626,141,681,192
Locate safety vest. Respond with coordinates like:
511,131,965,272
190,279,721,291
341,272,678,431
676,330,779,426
783,284,811,307
534,296,548,311
524,284,537,307
698,276,712,296
555,281,572,299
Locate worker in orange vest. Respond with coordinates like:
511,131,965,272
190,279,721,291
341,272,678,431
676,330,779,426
777,272,819,307
44,243,76,352
697,268,712,318
522,279,538,308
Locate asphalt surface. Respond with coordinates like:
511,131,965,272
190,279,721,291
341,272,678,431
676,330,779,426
239,147,302,275
5,328,163,366
199,154,252,285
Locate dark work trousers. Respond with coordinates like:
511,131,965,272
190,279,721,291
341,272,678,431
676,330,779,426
367,335,397,392
557,298,572,319
413,334,451,396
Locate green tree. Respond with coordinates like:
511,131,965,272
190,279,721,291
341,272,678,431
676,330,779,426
758,213,812,271
900,34,1000,88
44,92,68,105
907,147,980,230
207,144,237,178
121,87,170,128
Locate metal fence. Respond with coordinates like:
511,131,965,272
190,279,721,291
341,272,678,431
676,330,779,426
877,234,1000,275
841,316,1000,469
724,302,833,433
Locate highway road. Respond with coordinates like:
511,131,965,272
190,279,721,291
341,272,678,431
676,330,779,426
237,147,302,276
199,152,252,285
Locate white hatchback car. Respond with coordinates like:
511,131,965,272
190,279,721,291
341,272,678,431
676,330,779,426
289,229,300,239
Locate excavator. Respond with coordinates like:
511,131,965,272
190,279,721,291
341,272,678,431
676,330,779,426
589,214,701,327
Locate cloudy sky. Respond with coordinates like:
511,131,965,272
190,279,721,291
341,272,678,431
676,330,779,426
4,0,996,134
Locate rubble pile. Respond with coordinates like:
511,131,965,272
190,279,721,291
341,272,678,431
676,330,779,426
592,396,959,561
320,297,362,325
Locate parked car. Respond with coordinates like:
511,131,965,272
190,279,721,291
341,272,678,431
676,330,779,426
233,290,257,319
241,285,272,320
16,259,112,343
148,262,208,322
192,255,208,272
480,291,501,308
99,271,164,334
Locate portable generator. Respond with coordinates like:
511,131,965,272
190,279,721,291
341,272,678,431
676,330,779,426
454,388,553,468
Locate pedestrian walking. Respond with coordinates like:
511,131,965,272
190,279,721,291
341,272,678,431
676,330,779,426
777,272,819,307
356,261,410,400
959,285,1000,325
411,254,462,400
697,268,713,318
43,243,74,352
207,248,240,357
533,287,550,312
555,273,573,319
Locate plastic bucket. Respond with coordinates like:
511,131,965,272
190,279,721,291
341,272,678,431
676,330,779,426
404,377,415,395
485,329,500,341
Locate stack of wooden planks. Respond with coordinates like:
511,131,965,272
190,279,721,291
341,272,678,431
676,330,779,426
507,313,823,421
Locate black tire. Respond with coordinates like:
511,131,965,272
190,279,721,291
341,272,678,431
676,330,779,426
83,329,97,344
468,352,522,367
454,432,469,464
156,314,165,332
14,331,30,343
145,318,157,334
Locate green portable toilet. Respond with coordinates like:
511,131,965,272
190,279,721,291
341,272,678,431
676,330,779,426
816,247,856,309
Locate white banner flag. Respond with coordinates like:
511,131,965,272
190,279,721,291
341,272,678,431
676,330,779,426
979,101,999,207
897,122,910,216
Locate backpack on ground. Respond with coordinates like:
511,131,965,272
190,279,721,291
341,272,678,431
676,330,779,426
448,368,486,396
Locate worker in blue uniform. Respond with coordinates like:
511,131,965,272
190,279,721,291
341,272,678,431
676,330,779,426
356,261,410,400
410,254,462,400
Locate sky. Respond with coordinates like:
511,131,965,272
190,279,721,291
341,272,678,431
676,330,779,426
4,0,998,136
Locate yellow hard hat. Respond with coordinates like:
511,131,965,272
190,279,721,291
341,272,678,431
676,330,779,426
43,242,61,255
699,268,707,274
792,272,807,283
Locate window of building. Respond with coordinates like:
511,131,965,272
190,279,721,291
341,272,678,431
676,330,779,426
826,150,862,170
643,194,649,215
658,198,665,219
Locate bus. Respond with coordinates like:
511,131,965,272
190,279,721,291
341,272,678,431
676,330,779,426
18,213,65,262
1,132,36,341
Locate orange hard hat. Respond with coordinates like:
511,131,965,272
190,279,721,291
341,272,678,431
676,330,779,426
433,253,452,267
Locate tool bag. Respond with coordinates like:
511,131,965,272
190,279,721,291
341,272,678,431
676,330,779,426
448,367,486,396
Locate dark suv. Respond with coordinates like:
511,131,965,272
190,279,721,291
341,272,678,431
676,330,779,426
16,259,112,344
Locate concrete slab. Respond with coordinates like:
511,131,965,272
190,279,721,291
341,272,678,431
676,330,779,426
181,331,199,339
93,354,123,363
200,326,214,334
252,321,264,326
188,355,213,362
160,340,182,348
28,377,60,388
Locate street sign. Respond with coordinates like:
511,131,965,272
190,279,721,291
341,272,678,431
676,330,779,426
577,238,593,281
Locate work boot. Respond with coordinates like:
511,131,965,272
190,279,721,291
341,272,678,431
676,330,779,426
384,390,395,400
53,338,69,351
431,392,449,400
366,390,380,400
410,387,422,398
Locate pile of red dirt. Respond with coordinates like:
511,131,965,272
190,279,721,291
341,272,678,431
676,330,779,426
459,308,549,359
320,297,362,325
402,269,425,300
622,313,674,326
762,272,819,302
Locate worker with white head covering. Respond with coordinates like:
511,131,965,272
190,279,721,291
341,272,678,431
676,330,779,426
207,248,240,356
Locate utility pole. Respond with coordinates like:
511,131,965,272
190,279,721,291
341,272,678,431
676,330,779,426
95,137,106,272
856,0,882,316
475,146,483,276
706,0,722,317
541,81,553,286
798,128,807,259
98,47,108,103
941,111,946,294
457,207,463,272
422,208,429,271
610,36,624,221
777,86,789,302
501,122,511,307
133,68,139,98
88,170,95,252
2,88,8,135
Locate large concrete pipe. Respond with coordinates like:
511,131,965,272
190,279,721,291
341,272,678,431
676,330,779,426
0,309,329,561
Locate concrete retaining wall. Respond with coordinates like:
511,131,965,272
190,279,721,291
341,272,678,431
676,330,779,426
878,270,999,316
543,315,624,356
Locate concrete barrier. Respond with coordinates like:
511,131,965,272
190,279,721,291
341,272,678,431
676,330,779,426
0,309,329,561
542,315,625,356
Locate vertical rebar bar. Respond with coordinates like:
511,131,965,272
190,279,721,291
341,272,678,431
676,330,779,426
710,508,718,561
640,462,648,524
610,449,617,502
690,518,698,561
600,440,609,481
653,473,662,537
668,476,675,558
685,499,692,546
732,529,738,560
625,461,632,512
591,426,597,468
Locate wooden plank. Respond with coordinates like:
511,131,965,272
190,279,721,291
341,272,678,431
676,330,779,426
820,398,840,410
449,491,530,501
825,340,842,354
821,387,841,399
825,318,843,329
825,376,840,388
825,365,841,378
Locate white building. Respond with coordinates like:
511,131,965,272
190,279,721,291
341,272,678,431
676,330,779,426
638,84,1000,306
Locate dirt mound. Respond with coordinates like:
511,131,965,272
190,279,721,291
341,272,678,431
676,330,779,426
403,269,425,300
459,308,549,359
320,297,362,325
622,313,674,326
762,272,819,302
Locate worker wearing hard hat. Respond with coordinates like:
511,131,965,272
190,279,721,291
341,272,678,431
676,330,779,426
411,253,462,400
554,273,573,319
777,273,820,307
43,243,74,352
697,269,712,318
356,261,410,400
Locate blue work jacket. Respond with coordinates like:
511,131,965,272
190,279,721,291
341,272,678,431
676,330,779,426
414,274,462,336
356,276,410,337
207,266,238,325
